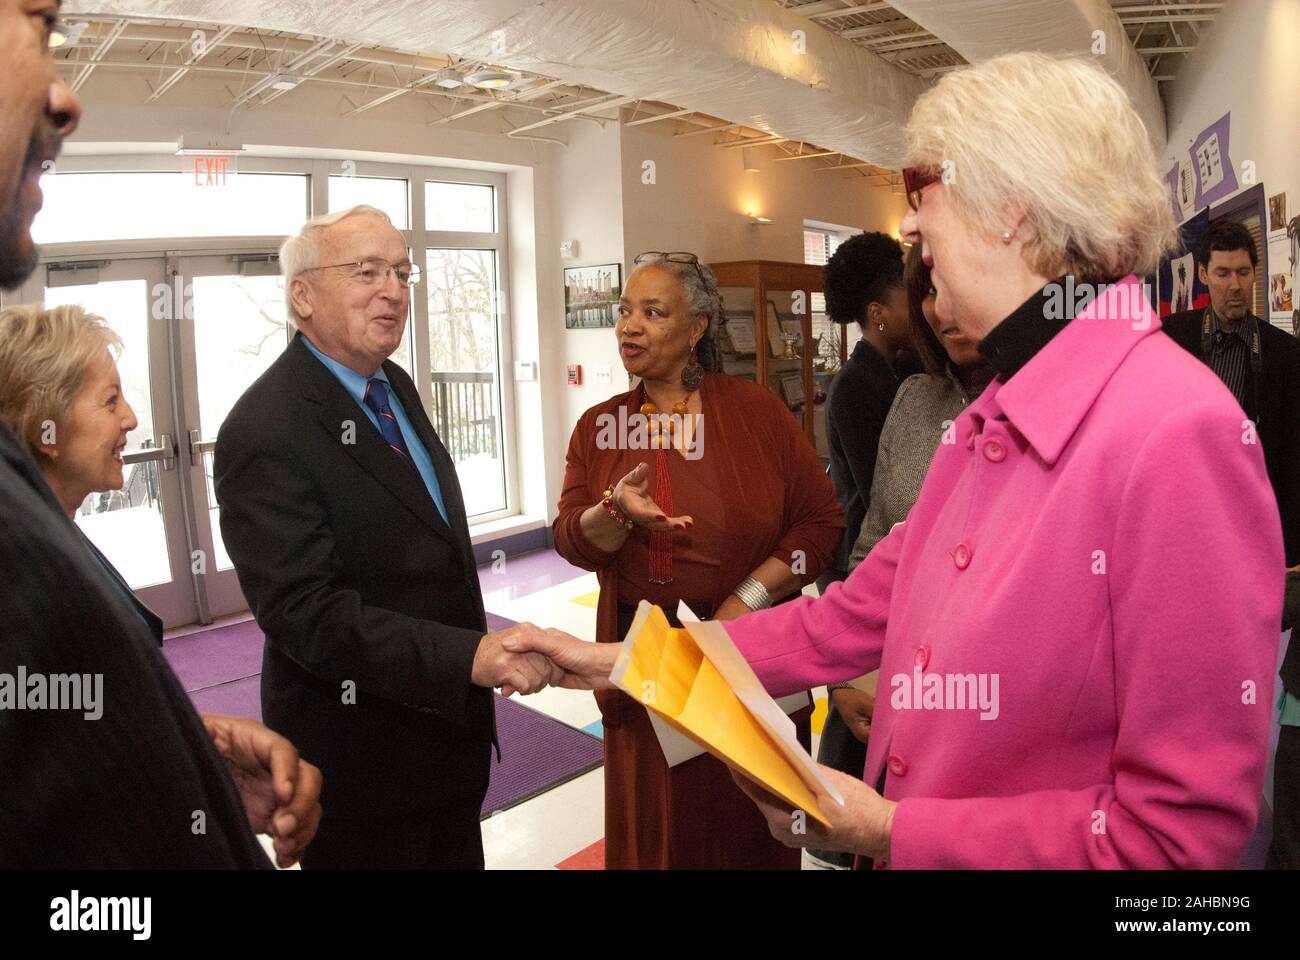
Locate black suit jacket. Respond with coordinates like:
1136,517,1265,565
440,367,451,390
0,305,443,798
0,422,268,868
213,334,495,819
1163,310,1300,694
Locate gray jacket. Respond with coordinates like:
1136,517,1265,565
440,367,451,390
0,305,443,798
848,367,990,570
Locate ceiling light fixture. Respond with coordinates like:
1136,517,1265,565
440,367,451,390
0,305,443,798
465,69,517,90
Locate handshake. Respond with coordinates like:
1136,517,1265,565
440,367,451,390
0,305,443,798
470,623,620,698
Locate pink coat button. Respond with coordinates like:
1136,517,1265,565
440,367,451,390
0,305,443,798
983,438,1006,462
888,754,908,777
953,542,972,569
915,644,930,670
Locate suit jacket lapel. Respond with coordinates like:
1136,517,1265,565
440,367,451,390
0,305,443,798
381,360,481,579
290,337,462,552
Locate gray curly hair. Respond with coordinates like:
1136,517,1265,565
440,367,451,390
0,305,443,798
628,253,723,371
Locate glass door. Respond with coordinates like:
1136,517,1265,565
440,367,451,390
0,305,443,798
40,257,198,626
171,252,291,619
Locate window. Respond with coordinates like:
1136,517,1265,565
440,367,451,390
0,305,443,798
425,248,505,517
423,177,510,519
328,175,409,228
426,182,495,232
32,171,309,243
805,224,859,358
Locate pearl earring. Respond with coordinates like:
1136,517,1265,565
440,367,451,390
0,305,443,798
1001,231,1014,244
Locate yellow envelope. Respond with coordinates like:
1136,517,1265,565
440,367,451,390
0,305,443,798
610,601,843,825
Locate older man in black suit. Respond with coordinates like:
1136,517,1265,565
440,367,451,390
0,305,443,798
0,0,319,868
214,204,566,869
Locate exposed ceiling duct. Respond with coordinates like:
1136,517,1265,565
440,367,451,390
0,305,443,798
70,0,931,167
886,0,1167,151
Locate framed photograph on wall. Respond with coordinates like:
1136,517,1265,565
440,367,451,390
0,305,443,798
564,263,622,329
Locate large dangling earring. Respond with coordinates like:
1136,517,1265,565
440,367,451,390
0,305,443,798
680,343,704,391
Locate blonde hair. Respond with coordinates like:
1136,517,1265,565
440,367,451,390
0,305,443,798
907,52,1178,282
0,303,121,454
279,203,392,323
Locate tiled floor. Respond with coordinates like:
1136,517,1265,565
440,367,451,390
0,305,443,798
474,549,828,869
168,547,828,870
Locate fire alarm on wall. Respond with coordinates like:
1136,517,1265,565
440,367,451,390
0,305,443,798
566,363,582,385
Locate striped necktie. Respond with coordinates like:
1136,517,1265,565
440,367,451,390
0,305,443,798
363,377,415,468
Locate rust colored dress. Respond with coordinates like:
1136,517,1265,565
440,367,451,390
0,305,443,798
553,372,843,869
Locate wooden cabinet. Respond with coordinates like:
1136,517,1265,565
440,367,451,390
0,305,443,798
707,259,847,447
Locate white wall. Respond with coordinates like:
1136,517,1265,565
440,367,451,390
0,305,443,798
1162,0,1300,271
550,118,628,442
620,118,908,263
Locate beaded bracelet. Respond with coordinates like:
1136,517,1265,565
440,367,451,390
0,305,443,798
601,487,633,529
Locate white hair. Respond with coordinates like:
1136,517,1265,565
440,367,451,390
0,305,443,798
907,52,1178,282
279,204,392,323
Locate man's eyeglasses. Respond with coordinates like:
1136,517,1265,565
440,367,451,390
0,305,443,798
634,251,707,284
902,166,942,211
303,257,421,288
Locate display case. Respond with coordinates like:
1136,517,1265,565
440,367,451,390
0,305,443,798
708,259,846,448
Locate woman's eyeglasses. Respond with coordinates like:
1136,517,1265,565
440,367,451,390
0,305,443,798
303,257,421,288
902,166,942,211
634,251,707,284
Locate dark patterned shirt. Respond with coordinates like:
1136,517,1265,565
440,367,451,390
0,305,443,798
1206,308,1256,410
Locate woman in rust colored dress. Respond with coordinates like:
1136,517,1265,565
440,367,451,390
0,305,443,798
553,251,843,869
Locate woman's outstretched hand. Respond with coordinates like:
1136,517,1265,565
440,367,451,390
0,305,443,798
613,462,693,532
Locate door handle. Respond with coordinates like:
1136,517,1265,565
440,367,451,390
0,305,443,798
187,429,217,461
122,434,176,471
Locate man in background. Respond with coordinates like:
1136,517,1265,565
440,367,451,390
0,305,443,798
1163,217,1300,868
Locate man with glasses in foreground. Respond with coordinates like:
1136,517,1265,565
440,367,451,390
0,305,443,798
214,205,572,868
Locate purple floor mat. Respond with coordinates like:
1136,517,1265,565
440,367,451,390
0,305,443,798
189,675,262,721
482,696,603,818
163,611,600,816
163,619,264,691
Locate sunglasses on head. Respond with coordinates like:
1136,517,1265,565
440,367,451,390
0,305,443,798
634,251,707,285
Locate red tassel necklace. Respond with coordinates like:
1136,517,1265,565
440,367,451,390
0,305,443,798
640,385,694,585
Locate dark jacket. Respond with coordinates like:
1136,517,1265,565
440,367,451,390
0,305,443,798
1163,309,1300,694
213,334,494,821
0,422,269,868
824,338,901,573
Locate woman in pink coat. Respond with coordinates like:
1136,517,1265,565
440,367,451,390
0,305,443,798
511,52,1284,869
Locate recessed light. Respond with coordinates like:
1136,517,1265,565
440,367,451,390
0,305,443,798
465,69,516,90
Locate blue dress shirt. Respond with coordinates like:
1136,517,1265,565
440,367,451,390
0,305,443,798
301,335,450,525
